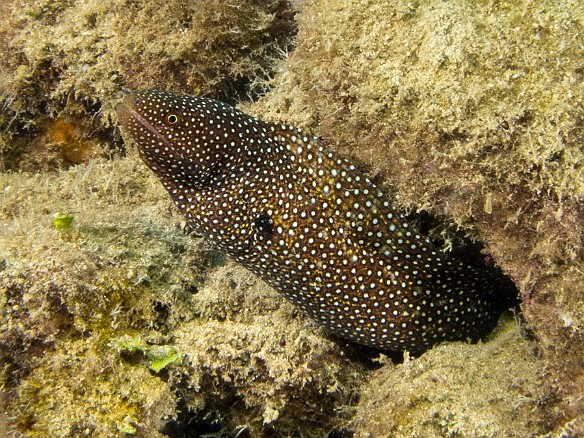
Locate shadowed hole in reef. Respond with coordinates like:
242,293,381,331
410,210,518,306
160,397,224,438
153,300,171,333
1,97,125,172
160,394,355,437
337,340,405,369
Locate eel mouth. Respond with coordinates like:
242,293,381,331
117,91,173,149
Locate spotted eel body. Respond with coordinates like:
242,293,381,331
118,89,516,352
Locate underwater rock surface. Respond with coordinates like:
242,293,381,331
0,158,361,436
254,0,584,434
1,0,583,436
0,0,296,171
351,315,546,437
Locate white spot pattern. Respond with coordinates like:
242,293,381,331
118,89,515,352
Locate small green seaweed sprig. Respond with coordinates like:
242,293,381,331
53,213,74,232
115,335,182,373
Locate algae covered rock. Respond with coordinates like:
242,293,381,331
0,158,362,436
0,0,297,170
1,0,583,436
351,316,547,437
254,0,584,433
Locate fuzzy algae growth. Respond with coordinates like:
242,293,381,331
0,157,363,436
351,314,546,437
253,0,584,434
0,0,582,436
0,0,297,171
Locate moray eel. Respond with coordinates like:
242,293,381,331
118,89,517,352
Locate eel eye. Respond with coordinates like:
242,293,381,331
167,114,179,124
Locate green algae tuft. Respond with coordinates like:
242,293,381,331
116,335,183,373
53,212,74,232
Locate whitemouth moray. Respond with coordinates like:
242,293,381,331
118,89,517,352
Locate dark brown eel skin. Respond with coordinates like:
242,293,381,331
118,89,517,353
